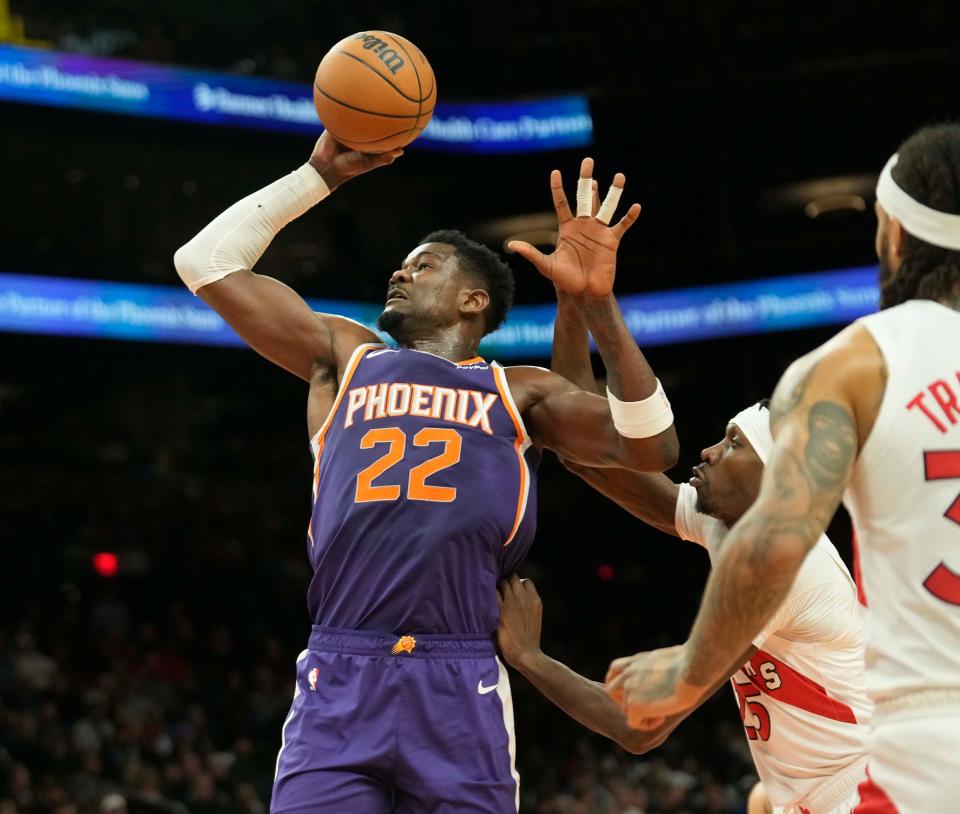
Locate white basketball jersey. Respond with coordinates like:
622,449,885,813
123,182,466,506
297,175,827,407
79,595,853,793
676,485,871,809
843,299,960,702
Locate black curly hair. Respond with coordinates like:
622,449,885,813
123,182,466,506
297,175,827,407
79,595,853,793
880,123,960,310
419,229,515,335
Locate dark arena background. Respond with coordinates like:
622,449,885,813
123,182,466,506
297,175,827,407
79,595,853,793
1,3,958,813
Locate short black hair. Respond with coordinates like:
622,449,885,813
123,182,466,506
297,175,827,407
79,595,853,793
881,123,960,309
419,229,514,335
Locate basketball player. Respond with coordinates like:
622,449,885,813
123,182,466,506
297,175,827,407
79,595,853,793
493,287,871,814
605,124,960,814
173,133,678,814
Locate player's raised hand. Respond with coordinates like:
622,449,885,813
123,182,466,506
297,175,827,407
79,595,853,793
307,132,404,191
496,575,544,669
508,157,641,298
605,644,702,730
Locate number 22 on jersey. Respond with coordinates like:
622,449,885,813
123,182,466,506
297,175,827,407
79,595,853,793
355,427,462,504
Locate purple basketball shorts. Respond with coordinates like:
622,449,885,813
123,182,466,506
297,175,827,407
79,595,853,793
271,626,520,813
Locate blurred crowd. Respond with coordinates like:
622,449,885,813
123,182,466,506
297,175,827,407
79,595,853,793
0,343,758,813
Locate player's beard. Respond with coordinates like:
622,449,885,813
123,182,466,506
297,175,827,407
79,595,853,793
377,308,407,344
877,241,900,311
693,485,713,517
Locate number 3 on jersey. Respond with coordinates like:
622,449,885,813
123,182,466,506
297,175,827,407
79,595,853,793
922,450,960,605
355,427,462,504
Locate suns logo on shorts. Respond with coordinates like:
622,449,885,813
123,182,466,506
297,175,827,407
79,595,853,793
391,635,417,655
307,667,320,691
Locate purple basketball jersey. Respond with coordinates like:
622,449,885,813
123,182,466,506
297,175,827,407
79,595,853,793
305,345,539,635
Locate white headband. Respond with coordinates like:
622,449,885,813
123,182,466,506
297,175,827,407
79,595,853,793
729,403,773,465
876,154,960,251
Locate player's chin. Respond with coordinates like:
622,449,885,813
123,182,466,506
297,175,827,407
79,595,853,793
376,307,406,337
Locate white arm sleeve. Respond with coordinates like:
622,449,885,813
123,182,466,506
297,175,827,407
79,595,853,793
173,164,330,294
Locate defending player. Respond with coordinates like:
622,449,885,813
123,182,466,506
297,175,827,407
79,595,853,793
173,134,677,813
494,287,871,814
606,124,960,814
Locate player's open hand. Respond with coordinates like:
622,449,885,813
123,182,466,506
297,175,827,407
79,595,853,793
605,644,702,729
496,575,544,669
307,132,403,191
508,157,641,298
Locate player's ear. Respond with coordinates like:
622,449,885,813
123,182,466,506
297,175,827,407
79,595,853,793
459,287,490,317
886,216,907,267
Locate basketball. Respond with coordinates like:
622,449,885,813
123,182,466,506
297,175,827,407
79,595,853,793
313,31,436,153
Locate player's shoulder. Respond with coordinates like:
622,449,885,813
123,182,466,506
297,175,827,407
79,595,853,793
503,365,577,391
502,365,575,410
792,534,856,596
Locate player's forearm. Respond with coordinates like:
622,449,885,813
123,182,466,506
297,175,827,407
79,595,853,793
551,290,599,394
578,295,678,469
174,165,329,294
562,462,680,537
578,295,652,401
512,650,666,754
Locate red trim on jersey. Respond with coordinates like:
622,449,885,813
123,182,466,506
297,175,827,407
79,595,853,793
851,526,868,607
744,649,858,724
854,768,900,813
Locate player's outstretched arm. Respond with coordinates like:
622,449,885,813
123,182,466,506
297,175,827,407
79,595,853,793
512,158,678,472
551,287,600,394
173,134,400,382
604,326,885,728
496,576,688,754
550,276,680,534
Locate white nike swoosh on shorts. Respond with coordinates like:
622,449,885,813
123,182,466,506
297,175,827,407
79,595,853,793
477,680,497,695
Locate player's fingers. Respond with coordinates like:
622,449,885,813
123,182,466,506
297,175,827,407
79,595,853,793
611,203,642,240
592,180,600,217
506,573,523,596
606,655,632,681
522,577,539,598
575,158,595,217
549,170,572,222
507,240,549,271
606,672,626,705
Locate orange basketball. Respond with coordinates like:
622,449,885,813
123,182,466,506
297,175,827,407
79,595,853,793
313,31,436,153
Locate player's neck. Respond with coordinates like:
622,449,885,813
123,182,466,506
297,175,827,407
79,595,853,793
937,284,960,312
401,332,481,363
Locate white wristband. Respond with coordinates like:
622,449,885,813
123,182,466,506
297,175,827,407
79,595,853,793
174,164,331,294
606,380,674,438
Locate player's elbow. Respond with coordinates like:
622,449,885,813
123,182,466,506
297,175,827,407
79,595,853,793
618,728,667,755
620,426,679,472
173,242,200,290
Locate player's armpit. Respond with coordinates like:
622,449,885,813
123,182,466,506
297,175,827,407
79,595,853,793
196,271,379,382
562,461,680,538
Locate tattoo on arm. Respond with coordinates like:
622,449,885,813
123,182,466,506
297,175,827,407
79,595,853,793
769,358,818,428
805,402,857,489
